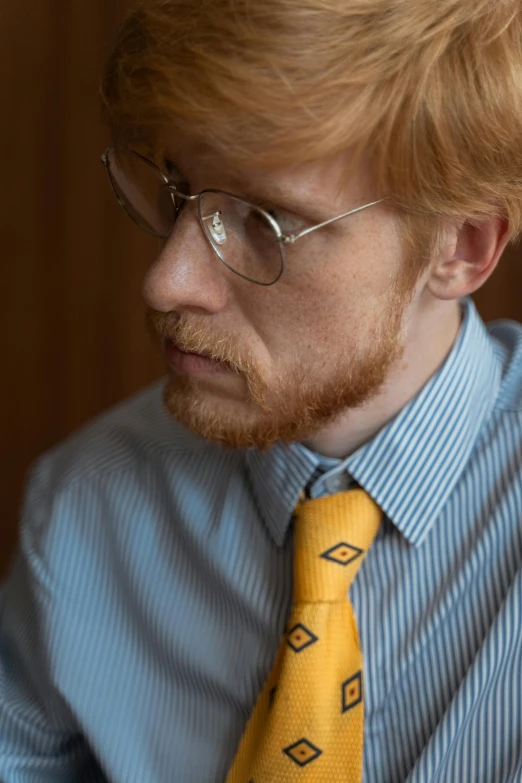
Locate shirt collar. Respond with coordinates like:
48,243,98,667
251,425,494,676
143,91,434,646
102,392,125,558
345,296,502,545
245,296,502,547
245,441,320,546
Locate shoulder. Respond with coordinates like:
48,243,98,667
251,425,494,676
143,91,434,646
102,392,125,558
19,378,235,561
25,377,209,500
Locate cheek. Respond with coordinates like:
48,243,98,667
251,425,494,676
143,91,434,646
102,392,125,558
243,225,402,366
253,285,348,369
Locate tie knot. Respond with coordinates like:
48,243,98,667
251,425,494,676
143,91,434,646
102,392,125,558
291,489,382,602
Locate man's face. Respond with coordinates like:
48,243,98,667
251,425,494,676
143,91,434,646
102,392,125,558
143,146,423,450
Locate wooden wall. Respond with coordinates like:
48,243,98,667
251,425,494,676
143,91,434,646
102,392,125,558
1,2,521,577
1,1,163,577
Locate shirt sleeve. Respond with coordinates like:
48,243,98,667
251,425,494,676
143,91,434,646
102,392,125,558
0,459,105,782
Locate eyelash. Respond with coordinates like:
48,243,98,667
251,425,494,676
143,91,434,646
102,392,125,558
258,204,282,222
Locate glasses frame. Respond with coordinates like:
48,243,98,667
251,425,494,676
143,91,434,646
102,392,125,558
101,147,387,286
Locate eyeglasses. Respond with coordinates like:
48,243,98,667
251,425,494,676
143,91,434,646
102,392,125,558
101,147,386,286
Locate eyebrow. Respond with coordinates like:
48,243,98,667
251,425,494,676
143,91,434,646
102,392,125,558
165,154,327,220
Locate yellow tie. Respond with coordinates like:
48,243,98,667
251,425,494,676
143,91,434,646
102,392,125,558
226,488,382,782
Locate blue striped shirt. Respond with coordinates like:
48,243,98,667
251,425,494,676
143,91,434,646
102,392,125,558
1,295,521,782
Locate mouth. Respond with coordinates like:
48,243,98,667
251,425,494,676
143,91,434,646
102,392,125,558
163,337,234,378
169,339,212,359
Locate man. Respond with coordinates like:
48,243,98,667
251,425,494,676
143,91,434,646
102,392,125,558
1,0,521,780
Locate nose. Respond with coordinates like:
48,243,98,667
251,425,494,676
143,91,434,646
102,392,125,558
141,204,230,315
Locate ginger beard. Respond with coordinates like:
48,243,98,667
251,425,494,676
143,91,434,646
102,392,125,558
146,269,415,451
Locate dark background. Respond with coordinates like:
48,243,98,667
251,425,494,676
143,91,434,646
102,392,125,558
2,1,522,577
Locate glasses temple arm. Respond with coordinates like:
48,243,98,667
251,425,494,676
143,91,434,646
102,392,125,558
281,197,388,244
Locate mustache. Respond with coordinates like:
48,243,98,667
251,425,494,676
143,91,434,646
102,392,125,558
146,308,254,374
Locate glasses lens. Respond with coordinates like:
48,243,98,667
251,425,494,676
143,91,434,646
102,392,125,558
199,192,284,285
106,149,175,237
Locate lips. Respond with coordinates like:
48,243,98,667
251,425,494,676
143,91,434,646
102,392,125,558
166,338,213,360
163,337,233,377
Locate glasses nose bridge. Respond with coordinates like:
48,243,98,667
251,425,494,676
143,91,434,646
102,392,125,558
168,185,198,203
168,186,220,246
166,185,200,230
167,185,198,213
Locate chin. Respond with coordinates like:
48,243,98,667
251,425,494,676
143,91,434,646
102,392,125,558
162,376,276,449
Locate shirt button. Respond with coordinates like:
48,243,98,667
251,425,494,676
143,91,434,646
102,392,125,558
325,474,348,494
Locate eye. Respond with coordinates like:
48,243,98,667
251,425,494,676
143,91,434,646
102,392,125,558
265,207,286,226
259,204,307,234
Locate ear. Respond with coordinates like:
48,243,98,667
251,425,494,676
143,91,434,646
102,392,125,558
427,218,511,300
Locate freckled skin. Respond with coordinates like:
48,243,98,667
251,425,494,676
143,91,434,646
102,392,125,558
143,144,506,457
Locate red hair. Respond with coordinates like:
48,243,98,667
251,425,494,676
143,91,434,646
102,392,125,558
101,0,522,262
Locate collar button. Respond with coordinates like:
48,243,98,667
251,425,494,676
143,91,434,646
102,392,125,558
325,474,348,494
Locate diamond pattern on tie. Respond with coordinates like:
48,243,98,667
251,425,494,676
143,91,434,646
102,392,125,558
283,738,323,767
342,671,363,713
287,623,318,652
321,541,364,566
225,490,383,783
